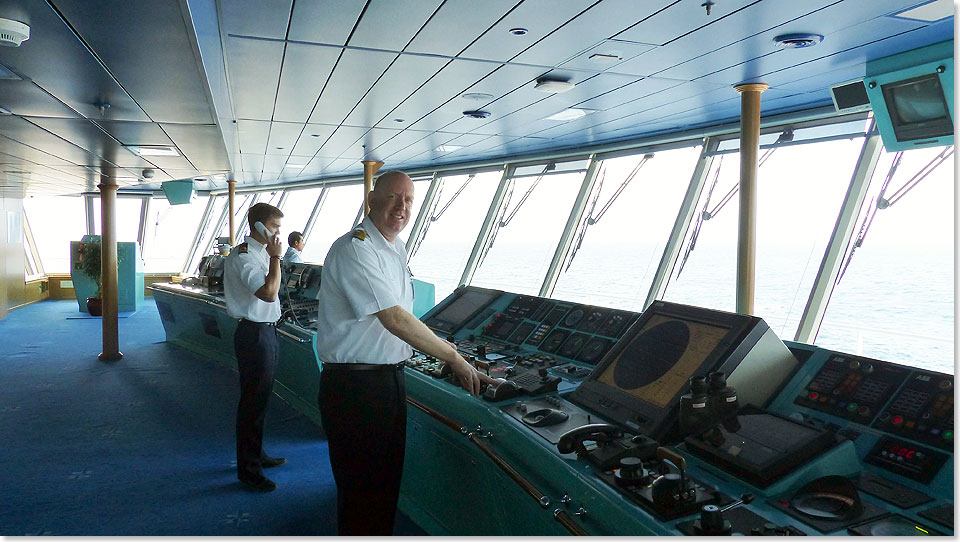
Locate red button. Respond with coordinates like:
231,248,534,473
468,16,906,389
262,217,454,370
809,392,819,400
892,415,903,425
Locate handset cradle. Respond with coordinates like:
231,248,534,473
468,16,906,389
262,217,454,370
557,423,623,455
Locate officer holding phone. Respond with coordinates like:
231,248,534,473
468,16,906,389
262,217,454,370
223,202,286,492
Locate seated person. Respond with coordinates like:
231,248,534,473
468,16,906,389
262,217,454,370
284,231,305,263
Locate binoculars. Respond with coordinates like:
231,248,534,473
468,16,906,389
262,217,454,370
678,371,741,439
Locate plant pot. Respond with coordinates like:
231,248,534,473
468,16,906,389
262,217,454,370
86,296,103,316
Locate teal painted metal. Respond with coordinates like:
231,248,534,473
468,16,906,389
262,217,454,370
161,179,196,205
70,240,145,313
412,279,435,318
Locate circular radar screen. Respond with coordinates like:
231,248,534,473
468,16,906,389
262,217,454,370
563,306,586,328
540,329,570,353
578,309,607,334
559,333,589,359
613,320,689,389
578,337,614,365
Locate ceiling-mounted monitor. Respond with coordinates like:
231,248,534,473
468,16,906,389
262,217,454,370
864,40,953,152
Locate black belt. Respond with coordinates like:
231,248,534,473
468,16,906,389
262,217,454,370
321,362,404,372
239,318,276,327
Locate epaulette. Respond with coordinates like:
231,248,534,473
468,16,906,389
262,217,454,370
237,243,248,254
352,229,367,241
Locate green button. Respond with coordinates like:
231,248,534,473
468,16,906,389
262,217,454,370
944,431,953,440
847,403,858,412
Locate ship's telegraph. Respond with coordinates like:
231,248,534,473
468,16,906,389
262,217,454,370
678,371,740,443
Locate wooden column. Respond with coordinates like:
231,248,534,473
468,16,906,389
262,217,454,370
227,179,237,245
734,83,768,316
362,160,384,214
98,179,122,360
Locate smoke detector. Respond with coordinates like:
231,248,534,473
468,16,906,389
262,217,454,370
534,77,575,93
0,19,30,48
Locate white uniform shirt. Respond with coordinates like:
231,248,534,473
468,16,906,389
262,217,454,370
223,235,282,322
314,216,414,364
283,246,303,263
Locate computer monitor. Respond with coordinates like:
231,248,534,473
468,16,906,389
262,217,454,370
422,286,502,334
569,301,798,441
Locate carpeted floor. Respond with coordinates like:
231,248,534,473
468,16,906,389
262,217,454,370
0,299,424,536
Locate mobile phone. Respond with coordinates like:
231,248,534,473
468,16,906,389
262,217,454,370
254,221,274,240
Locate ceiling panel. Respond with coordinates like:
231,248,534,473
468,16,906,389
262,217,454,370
459,0,596,62
307,48,398,124
161,124,232,172
236,119,271,155
363,129,434,161
225,36,285,120
220,0,292,39
0,80,80,119
95,120,175,147
240,153,264,175
348,0,444,50
613,0,749,46
264,121,306,156
511,0,663,68
0,116,102,167
290,124,339,157
342,54,450,127
559,39,658,73
273,42,342,123
405,0,520,57
318,125,376,159
0,1,149,122
52,0,215,124
288,0,366,45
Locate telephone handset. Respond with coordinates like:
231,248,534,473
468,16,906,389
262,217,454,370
557,423,623,455
254,221,274,240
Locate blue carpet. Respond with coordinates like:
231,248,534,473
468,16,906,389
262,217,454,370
0,299,425,536
65,310,136,319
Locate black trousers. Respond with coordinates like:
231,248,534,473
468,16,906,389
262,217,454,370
318,364,406,536
234,319,279,480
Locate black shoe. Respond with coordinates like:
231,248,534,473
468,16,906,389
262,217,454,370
261,456,286,468
239,475,277,492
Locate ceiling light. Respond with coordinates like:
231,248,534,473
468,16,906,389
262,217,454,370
394,118,405,123
127,146,180,157
0,19,30,47
436,145,462,152
589,53,621,64
462,110,491,119
891,0,952,22
534,78,575,93
462,92,494,101
545,108,597,121
284,164,305,169
773,33,823,49
509,27,528,36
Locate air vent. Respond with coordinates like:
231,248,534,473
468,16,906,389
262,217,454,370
462,110,491,119
0,19,30,47
773,33,823,49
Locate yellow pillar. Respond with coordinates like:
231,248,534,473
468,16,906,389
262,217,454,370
362,161,384,214
734,83,768,316
98,178,122,360
227,179,237,245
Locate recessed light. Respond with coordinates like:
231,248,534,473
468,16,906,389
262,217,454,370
891,0,953,22
436,145,462,152
773,33,823,49
127,146,180,157
275,146,284,150
284,164,305,169
589,53,621,64
462,110,491,119
394,118,405,123
545,108,597,121
534,78,575,93
509,27,528,36
462,92,494,101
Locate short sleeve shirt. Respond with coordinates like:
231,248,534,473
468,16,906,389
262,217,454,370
283,246,303,263
314,216,415,364
223,235,281,322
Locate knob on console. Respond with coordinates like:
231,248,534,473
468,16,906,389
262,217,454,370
696,504,731,535
614,457,647,487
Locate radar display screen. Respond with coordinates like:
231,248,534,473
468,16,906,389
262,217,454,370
424,287,500,333
559,332,590,359
595,314,730,408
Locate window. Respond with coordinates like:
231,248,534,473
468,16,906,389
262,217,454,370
279,187,324,238
186,196,227,274
817,145,954,373
142,196,210,273
300,183,365,264
664,125,864,342
407,170,503,303
23,196,86,273
92,197,144,242
471,163,586,295
552,146,701,310
398,177,431,246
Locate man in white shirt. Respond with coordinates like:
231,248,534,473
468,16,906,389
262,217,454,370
284,231,304,263
315,171,499,535
223,202,287,492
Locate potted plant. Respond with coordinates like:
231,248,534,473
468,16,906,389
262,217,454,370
75,236,103,316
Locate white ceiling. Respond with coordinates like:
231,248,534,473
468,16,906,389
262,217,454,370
0,0,952,197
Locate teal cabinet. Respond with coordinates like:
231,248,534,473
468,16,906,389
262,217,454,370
70,239,145,313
